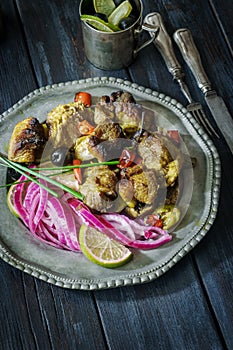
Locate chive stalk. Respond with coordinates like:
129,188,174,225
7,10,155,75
0,155,83,200
32,160,120,171
0,153,120,201
0,156,60,198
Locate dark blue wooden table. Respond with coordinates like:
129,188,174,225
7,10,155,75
0,1,232,349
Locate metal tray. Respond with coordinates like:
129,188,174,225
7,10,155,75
0,77,221,290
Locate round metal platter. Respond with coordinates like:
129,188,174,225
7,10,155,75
0,77,221,290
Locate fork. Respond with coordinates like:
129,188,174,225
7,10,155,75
143,13,219,138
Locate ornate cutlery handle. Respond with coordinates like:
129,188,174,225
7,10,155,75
173,28,212,94
144,12,183,80
144,12,193,103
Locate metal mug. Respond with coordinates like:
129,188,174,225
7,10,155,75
79,0,159,70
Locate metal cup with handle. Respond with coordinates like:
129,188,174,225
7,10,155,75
79,0,159,70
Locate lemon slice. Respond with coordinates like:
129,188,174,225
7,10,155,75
93,0,116,17
7,184,20,217
108,0,132,26
81,15,119,32
79,225,132,268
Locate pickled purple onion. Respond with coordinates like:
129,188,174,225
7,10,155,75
10,176,172,251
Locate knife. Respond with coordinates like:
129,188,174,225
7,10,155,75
173,28,233,153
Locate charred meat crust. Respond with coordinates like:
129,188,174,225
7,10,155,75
120,165,158,205
79,166,118,212
8,117,47,163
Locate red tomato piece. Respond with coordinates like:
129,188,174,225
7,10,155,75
74,92,92,107
144,214,163,228
168,130,180,144
73,159,82,184
118,149,136,169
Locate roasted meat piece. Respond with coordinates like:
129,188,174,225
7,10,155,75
76,123,130,162
110,91,136,104
94,96,115,125
74,135,96,161
89,138,131,162
8,117,46,163
138,134,172,172
120,164,158,205
46,102,86,147
93,122,123,141
164,160,179,187
107,91,141,133
79,166,118,212
114,102,142,133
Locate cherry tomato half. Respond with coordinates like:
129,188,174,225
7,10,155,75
74,92,92,107
144,214,163,228
73,159,82,184
118,149,136,169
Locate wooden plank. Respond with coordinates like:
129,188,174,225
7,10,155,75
191,177,233,349
209,0,233,56
95,255,224,350
131,1,233,348
0,2,107,349
0,1,37,113
0,260,107,350
15,0,127,86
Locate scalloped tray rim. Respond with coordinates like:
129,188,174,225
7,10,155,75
0,77,221,290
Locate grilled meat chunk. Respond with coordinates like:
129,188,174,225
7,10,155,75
46,102,86,147
165,180,179,206
89,138,132,162
94,96,115,125
114,102,142,133
79,166,118,212
93,122,123,141
121,164,158,205
110,91,136,104
138,134,172,172
76,123,130,162
164,160,179,187
74,135,96,161
8,117,46,163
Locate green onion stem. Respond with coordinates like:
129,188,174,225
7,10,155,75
0,155,83,200
0,155,119,201
1,157,60,198
32,160,120,171
0,179,29,188
0,169,72,189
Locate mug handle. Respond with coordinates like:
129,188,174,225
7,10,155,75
134,21,159,55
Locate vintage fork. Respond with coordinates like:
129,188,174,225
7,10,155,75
143,13,219,138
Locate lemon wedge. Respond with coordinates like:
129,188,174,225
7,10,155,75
81,15,119,32
7,184,20,218
79,225,132,268
108,0,133,26
93,0,116,17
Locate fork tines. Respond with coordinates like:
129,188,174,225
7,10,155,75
187,103,219,138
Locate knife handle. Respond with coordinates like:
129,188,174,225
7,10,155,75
144,12,183,80
173,28,212,94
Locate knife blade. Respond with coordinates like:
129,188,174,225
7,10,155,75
173,28,233,153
